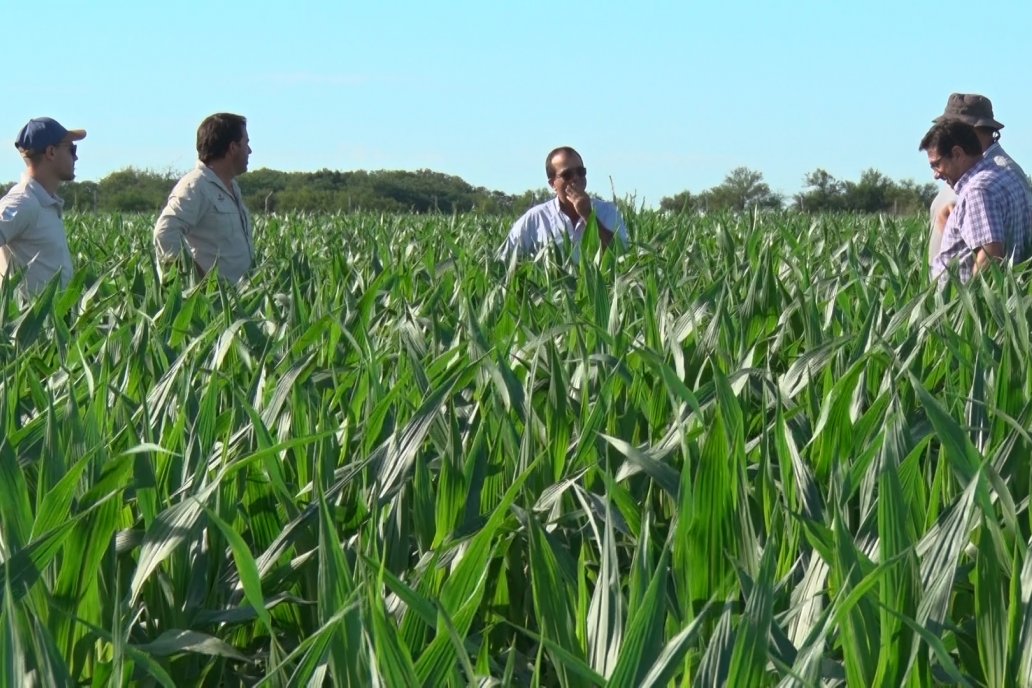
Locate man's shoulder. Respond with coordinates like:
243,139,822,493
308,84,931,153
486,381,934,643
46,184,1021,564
158,168,216,223
590,197,620,212
990,147,1031,189
512,198,558,227
590,197,625,229
173,166,209,189
959,158,1003,188
988,143,1017,165
0,183,42,212
173,163,230,196
964,161,1026,194
524,197,558,216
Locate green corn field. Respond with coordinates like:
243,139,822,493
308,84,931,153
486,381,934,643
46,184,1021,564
2,207,1031,686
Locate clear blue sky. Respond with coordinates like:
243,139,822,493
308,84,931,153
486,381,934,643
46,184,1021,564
4,0,1030,208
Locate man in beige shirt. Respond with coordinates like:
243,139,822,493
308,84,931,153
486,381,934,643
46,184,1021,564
154,113,254,283
0,117,86,295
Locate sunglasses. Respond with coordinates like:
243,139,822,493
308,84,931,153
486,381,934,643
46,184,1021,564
555,165,587,181
928,153,949,171
53,143,77,156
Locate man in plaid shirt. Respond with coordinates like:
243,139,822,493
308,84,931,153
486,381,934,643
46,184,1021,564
926,93,1028,267
921,120,1032,283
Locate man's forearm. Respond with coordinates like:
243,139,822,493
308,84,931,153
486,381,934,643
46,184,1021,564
594,216,614,249
935,202,954,233
153,217,187,263
972,241,1005,276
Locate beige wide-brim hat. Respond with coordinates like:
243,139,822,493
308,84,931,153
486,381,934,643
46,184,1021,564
933,93,1004,130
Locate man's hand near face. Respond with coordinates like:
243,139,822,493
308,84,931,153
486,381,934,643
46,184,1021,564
566,188,614,249
566,187,593,220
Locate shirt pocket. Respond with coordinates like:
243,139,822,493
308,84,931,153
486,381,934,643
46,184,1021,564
211,196,241,215
210,198,243,231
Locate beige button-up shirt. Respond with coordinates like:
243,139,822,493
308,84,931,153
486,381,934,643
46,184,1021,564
0,175,73,295
154,162,253,283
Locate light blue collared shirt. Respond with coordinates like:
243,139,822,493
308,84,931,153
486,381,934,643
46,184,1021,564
499,196,627,261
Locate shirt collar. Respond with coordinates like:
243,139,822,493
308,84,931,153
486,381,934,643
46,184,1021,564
953,155,993,193
552,196,583,226
983,141,1002,159
196,160,238,197
21,174,63,209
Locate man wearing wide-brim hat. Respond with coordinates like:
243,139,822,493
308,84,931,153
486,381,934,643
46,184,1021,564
0,116,86,296
927,93,1029,267
921,117,1032,284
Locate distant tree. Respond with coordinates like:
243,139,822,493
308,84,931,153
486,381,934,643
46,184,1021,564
60,181,98,211
95,167,179,212
841,168,894,213
475,189,527,214
887,179,938,215
239,167,291,212
511,188,554,212
793,168,937,215
659,190,697,214
6,163,942,217
703,167,782,212
793,169,845,212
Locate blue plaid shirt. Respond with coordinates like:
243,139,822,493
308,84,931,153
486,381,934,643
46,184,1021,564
931,153,1032,283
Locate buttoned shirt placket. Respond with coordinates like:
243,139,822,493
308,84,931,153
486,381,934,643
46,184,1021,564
211,174,253,262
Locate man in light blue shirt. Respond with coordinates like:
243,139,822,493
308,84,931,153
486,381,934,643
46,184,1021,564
500,146,627,261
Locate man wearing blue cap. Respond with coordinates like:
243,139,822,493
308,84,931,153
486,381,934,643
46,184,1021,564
0,117,85,295
154,113,254,283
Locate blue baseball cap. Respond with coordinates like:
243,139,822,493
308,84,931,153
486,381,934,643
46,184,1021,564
15,117,86,153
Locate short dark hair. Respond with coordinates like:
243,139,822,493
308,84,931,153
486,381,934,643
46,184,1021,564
545,146,580,181
197,113,247,164
919,121,982,157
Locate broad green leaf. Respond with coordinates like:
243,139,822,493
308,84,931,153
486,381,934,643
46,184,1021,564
132,629,251,663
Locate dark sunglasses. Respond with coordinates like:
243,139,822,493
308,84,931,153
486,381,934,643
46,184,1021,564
53,143,77,156
556,165,587,181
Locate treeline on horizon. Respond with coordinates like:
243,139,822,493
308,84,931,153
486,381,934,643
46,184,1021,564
0,165,940,215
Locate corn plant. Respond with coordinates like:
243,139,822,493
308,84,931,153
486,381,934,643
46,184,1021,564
0,208,1031,686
